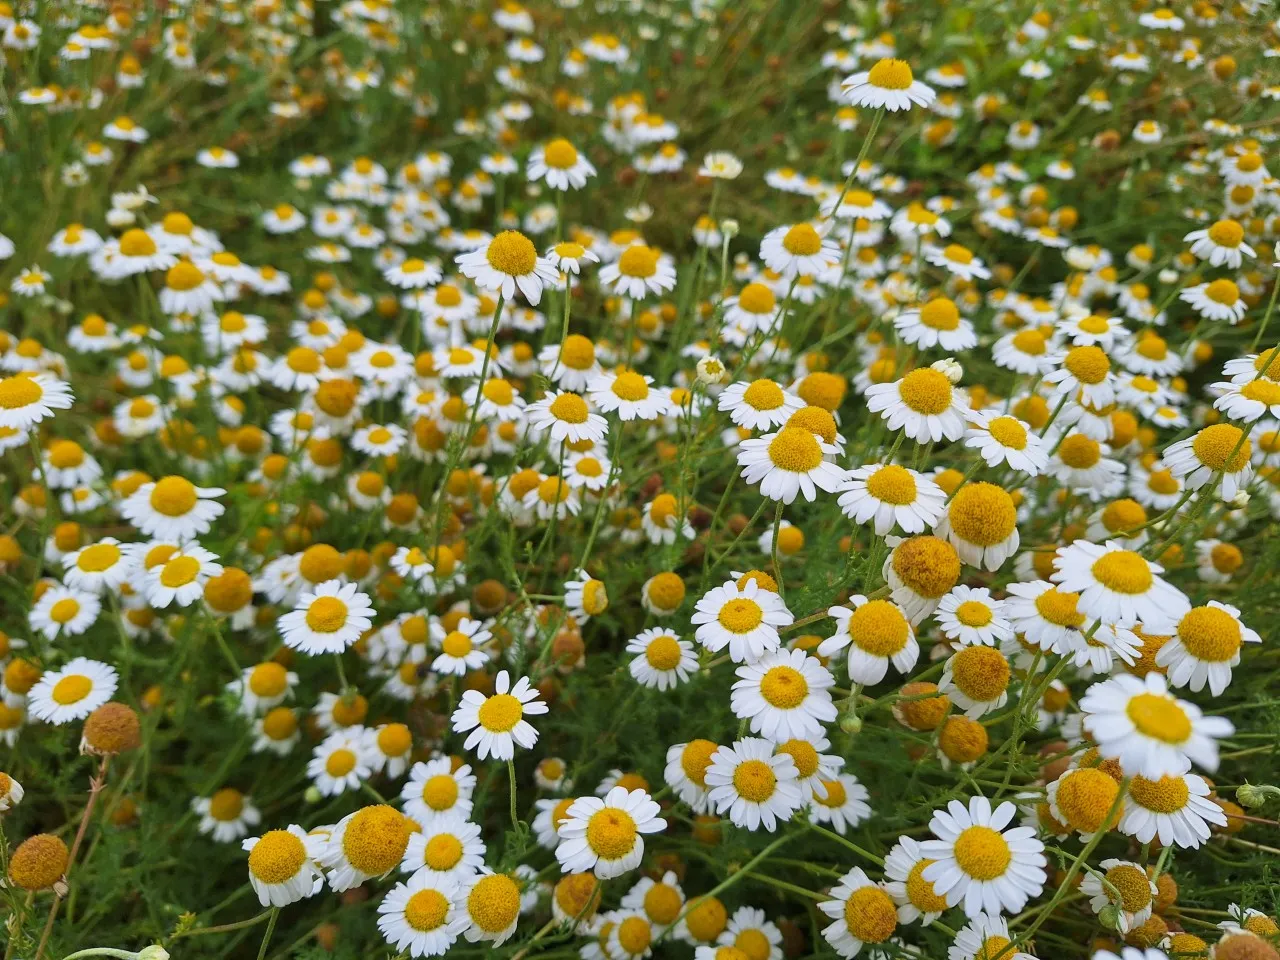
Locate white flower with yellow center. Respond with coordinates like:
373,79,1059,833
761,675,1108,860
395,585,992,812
458,870,524,945
1081,673,1233,778
1212,376,1280,423
588,369,675,421
718,379,805,430
715,907,782,960
1184,218,1255,268
925,244,991,282
307,730,371,796
1164,423,1253,500
939,643,1011,718
759,222,839,278
28,586,101,641
120,475,226,541
894,296,978,351
1180,278,1247,324
818,867,898,958
451,670,547,761
278,580,375,654
229,661,298,717
920,796,1046,917
61,538,132,595
808,772,872,835
144,544,222,608
242,824,325,908
1155,601,1259,696
627,629,697,690
527,138,596,191
383,256,443,290
598,244,677,299
364,722,414,778
401,813,486,884
525,390,609,445
1194,539,1244,585
737,426,846,504
28,656,117,724
390,546,434,585
1052,539,1189,631
1079,859,1156,934
1044,345,1115,409
948,913,1036,960
819,596,919,685
934,482,1021,572
935,587,1012,647
378,872,468,957
730,648,836,742
0,373,74,432
319,804,412,892
704,737,803,832
722,284,783,336
963,410,1049,476
429,617,492,676
867,367,968,443
352,422,407,458
883,835,950,924
692,579,794,664
401,757,476,826
539,335,602,391
555,785,665,878
193,788,261,843
842,58,936,111
663,740,718,813
456,229,558,305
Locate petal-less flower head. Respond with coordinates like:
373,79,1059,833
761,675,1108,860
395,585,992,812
842,58,936,111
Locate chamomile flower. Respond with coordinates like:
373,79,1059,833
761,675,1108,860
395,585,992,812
307,731,371,796
554,786,665,878
193,789,261,843
736,426,846,503
1184,219,1255,268
401,813,486,883
866,367,968,443
28,586,101,641
949,914,1036,960
1119,771,1225,848
820,596,919,684
458,871,524,946
120,476,226,541
450,670,547,761
1155,601,1259,695
525,390,609,444
837,464,946,535
704,737,803,831
626,629,697,690
402,758,476,826
1052,540,1190,630
0,373,74,431
278,580,376,655
588,369,674,421
818,868,899,958
1164,423,1254,500
730,649,837,741
144,544,222,608
456,230,558,305
430,617,492,676
62,538,132,594
319,805,412,892
377,873,468,957
963,411,1049,475
242,825,325,907
760,222,839,279
935,587,1012,647
883,835,951,924
692,579,793,664
1079,859,1156,934
598,245,677,299
28,657,117,723
842,58,936,111
808,772,873,834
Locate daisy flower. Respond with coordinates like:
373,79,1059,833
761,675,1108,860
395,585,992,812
524,390,609,445
450,670,547,761
730,648,837,741
626,629,698,690
759,222,839,279
1163,423,1253,501
963,411,1049,476
842,58,936,111
939,644,1011,718
243,825,325,907
704,737,803,831
588,369,675,421
430,617,492,676
527,138,597,191
1052,540,1189,630
401,813,486,883
597,245,677,299
307,730,371,796
837,464,946,536
28,585,101,640
934,482,1021,571
1079,859,1156,934
555,786,665,878
935,587,1012,647
883,835,950,924
455,230,558,305
1080,673,1233,778
1155,602,1260,695
920,796,1046,917
948,914,1036,960
1120,772,1225,848
718,379,805,430
819,597,919,685
457,871,523,946
120,475,226,541
319,805,412,892
866,367,968,443
818,868,900,958
278,580,376,655
0,373,74,431
1180,279,1247,324
28,657,117,723
144,544,222,608
736,426,846,504
808,772,873,834
194,789,261,843
894,297,978,351
377,873,468,957
1184,218,1255,268
1212,377,1280,423
691,579,794,664
401,758,476,826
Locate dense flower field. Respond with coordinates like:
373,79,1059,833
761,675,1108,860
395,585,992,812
2,2,1280,960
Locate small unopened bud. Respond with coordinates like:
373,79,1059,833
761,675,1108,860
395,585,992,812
304,785,323,804
138,946,171,960
106,208,136,228
839,712,862,735
696,355,726,385
1158,268,1178,284
720,219,740,239
1237,782,1280,809
932,357,963,384
1097,903,1122,931
1230,490,1250,509
626,203,653,224
451,40,468,55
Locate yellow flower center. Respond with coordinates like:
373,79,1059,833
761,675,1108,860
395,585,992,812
166,261,205,291
906,859,949,912
680,740,718,786
1058,433,1101,469
863,463,919,505
1106,864,1152,912
468,874,521,933
718,598,764,634
248,831,306,884
842,886,897,944
1012,329,1046,355
49,598,82,624
846,600,909,656
952,825,1012,880
1147,469,1179,495
1205,279,1240,305
732,759,777,802
954,600,993,627
549,393,589,424
919,298,960,330
118,229,158,257
159,555,201,588
948,483,1017,546
1192,423,1250,471
422,774,458,810
1126,692,1192,744
742,379,785,410
898,368,953,415
1210,542,1243,574
733,929,770,960
477,693,523,732
481,379,515,406
759,665,809,709
1129,774,1190,814
616,916,652,956
538,476,571,504
248,662,288,697
342,805,409,875
1056,767,1122,833
1091,550,1153,594
486,231,538,276
867,57,914,90
560,334,596,369
208,788,244,821
1177,606,1241,662
585,807,638,859
738,283,776,314
1102,499,1147,534
543,138,579,169
1064,345,1110,384
638,633,680,669
950,646,1010,702
76,543,121,573
424,833,464,871
767,427,823,471
618,245,661,279
404,888,450,931
1241,379,1280,405
977,936,1014,960
52,674,92,704
781,223,822,257
0,376,43,410
611,371,650,402
1207,219,1244,247
305,597,349,632
149,476,199,517
325,749,357,777
891,536,960,598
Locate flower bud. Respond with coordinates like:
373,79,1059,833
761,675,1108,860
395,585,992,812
1158,268,1178,284
138,946,171,960
839,712,862,735
932,357,963,384
304,785,323,804
720,219,740,239
696,355,726,385
106,208,136,228
1230,490,1250,508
